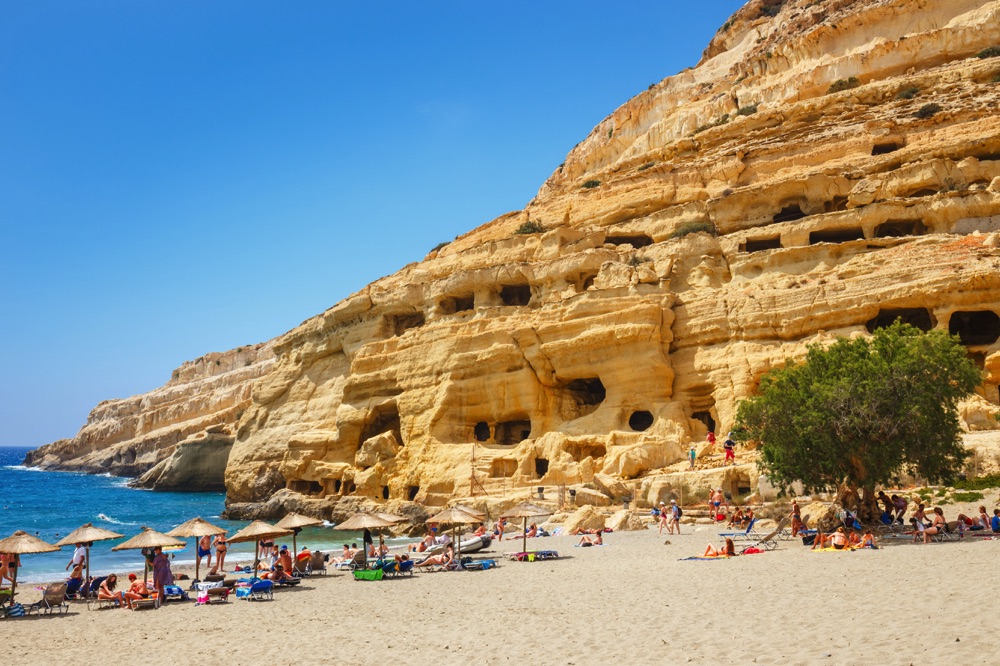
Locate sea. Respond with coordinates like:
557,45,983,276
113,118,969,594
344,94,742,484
0,446,407,583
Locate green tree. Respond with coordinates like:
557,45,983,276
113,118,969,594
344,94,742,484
734,321,981,519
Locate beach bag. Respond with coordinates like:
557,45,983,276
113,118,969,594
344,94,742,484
676,507,683,518
7,602,25,617
802,534,816,546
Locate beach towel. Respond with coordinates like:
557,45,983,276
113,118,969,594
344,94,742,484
680,555,732,561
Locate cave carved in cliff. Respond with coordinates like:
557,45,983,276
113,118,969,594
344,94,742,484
440,294,475,315
495,419,532,445
500,284,532,307
385,312,425,336
490,458,517,478
561,377,606,417
774,204,807,224
628,410,654,431
360,402,403,447
741,236,782,253
874,219,926,238
810,227,865,244
865,308,934,333
605,233,654,248
949,310,1000,346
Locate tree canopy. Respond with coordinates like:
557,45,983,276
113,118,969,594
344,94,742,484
734,321,981,513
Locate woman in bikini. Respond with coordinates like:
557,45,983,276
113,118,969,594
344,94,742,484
98,573,124,608
415,543,454,568
702,537,735,558
213,533,228,573
919,507,947,543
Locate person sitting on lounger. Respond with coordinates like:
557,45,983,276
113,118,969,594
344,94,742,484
913,503,928,527
123,573,150,608
992,509,1000,533
98,573,124,608
859,530,877,549
742,508,755,529
916,507,947,543
473,523,487,537
846,529,861,548
262,564,296,582
407,535,434,553
333,544,351,563
578,532,603,547
524,523,538,538
957,506,990,531
702,537,735,558
415,543,454,568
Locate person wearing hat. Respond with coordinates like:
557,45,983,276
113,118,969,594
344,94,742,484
657,502,669,535
668,499,682,535
123,573,150,609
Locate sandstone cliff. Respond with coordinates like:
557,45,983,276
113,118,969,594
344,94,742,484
24,343,275,487
28,0,1000,516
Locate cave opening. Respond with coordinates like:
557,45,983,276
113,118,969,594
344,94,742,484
865,308,934,333
628,410,654,432
692,411,716,433
534,458,549,478
809,228,865,244
567,378,606,407
496,420,532,445
581,273,597,291
605,233,654,248
360,402,403,447
742,236,782,253
334,479,342,494
490,458,518,478
408,485,419,501
774,204,807,223
381,485,390,500
474,422,491,442
385,312,425,336
825,197,849,213
871,142,902,156
566,442,607,462
949,310,1000,346
440,294,475,315
347,481,357,494
500,284,532,306
908,188,938,198
874,220,926,238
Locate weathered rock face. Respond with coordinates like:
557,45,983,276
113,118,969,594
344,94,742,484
222,0,1000,513
26,0,1000,514
134,430,234,492
24,343,275,486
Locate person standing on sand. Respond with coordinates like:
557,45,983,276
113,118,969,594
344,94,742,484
710,489,726,522
790,500,803,537
212,532,228,573
658,502,669,534
496,517,507,541
151,547,173,600
66,542,86,572
197,534,213,574
668,499,681,534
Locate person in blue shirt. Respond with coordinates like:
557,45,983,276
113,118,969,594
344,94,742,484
992,509,1000,533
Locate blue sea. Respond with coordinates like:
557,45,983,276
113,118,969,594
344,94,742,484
0,446,399,583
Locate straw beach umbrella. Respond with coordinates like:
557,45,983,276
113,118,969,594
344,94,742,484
112,527,184,586
275,513,324,557
426,506,482,565
0,531,60,606
502,502,552,556
227,521,293,578
166,517,227,582
334,512,398,569
56,523,124,598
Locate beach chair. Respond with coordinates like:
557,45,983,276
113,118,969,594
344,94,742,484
27,583,69,615
381,559,415,578
334,550,366,572
308,551,328,575
719,518,757,540
129,591,160,611
462,559,497,571
236,579,273,601
741,518,788,552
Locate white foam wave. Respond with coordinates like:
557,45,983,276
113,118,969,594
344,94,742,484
3,465,48,472
322,520,335,527
97,513,137,526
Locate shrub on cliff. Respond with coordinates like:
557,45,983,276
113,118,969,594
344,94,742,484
582,179,601,189
895,86,920,100
915,103,942,119
736,104,758,116
827,77,860,94
977,46,1000,59
514,220,545,235
734,321,980,520
669,221,716,239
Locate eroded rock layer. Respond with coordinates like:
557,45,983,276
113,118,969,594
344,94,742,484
28,0,1000,514
24,343,274,487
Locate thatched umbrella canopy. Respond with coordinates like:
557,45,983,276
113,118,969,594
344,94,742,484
55,523,124,598
166,517,227,581
426,507,482,566
227,521,293,578
374,512,407,524
502,502,553,556
112,527,184,586
0,531,60,605
334,513,398,569
275,513,324,556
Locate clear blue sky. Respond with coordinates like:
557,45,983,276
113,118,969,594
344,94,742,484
0,1,747,448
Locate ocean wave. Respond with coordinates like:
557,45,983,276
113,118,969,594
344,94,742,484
97,513,137,526
2,465,48,473
322,520,336,527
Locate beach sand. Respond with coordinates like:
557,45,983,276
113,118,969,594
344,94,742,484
4,525,999,665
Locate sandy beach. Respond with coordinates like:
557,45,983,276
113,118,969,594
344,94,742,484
4,523,1000,666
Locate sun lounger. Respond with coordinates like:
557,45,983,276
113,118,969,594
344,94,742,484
27,583,69,615
234,579,273,601
334,551,366,571
194,581,230,604
718,518,757,540
462,559,497,571
308,551,328,575
741,518,788,551
381,559,415,577
129,592,160,611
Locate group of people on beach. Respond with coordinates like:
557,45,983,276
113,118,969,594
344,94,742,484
86,544,174,609
195,533,228,575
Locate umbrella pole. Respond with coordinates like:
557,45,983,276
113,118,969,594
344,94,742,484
194,537,200,581
10,558,17,606
293,530,297,559
253,541,260,580
455,526,461,568
85,545,91,599
523,517,527,556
